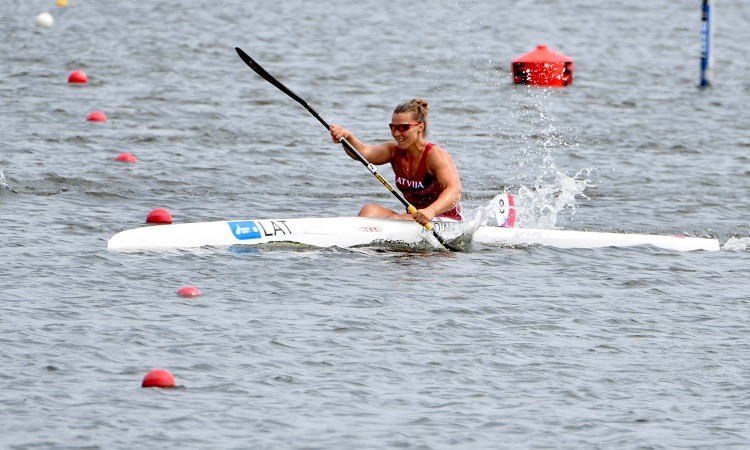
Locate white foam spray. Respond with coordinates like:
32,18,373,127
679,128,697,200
722,237,750,251
513,169,593,229
470,86,595,231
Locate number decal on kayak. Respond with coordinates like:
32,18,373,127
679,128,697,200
493,193,517,228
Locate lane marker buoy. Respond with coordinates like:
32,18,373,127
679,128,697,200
86,111,107,122
141,369,176,388
177,286,202,297
146,208,172,224
114,152,136,163
68,70,87,84
36,12,54,27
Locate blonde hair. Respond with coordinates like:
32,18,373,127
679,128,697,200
394,98,429,136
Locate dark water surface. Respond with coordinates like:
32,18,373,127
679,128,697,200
2,0,749,448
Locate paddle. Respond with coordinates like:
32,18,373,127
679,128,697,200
235,47,458,251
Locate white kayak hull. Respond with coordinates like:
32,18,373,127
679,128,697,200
107,217,720,252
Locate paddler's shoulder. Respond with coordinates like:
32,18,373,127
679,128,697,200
382,140,400,156
424,143,452,161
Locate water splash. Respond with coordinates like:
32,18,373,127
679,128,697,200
0,171,8,191
446,192,516,250
514,169,593,228
502,87,595,229
465,167,592,232
722,237,750,251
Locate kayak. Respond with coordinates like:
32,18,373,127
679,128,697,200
107,216,720,252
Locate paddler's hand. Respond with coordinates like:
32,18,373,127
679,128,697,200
330,124,350,144
412,207,436,226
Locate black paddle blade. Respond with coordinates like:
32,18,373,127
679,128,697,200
235,48,283,91
433,230,461,252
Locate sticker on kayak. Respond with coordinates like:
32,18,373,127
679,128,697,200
494,193,517,228
228,221,262,240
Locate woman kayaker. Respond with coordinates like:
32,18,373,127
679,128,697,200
329,98,462,225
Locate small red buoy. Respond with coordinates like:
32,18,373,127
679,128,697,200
68,70,87,83
141,369,176,388
177,286,202,297
114,152,137,163
512,45,574,87
146,208,172,224
87,111,107,122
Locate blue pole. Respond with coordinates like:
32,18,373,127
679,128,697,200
699,0,713,87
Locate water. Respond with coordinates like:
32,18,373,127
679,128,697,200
2,0,749,448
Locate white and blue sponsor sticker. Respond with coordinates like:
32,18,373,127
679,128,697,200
228,220,262,240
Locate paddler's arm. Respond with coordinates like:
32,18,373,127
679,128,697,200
412,146,462,225
330,124,393,165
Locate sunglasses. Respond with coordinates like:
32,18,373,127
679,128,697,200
389,122,421,133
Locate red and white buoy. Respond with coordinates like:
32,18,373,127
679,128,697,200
512,45,574,87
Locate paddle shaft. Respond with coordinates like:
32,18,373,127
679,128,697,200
235,47,458,251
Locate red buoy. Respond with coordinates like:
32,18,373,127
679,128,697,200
114,152,137,163
86,111,107,122
68,70,87,83
146,208,172,224
141,369,176,388
177,286,202,297
512,45,574,87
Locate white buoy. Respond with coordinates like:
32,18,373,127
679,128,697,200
36,12,54,27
